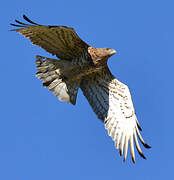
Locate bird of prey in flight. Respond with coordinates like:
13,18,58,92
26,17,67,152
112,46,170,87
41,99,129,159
11,15,150,163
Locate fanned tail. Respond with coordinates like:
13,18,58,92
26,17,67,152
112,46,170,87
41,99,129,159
36,56,80,105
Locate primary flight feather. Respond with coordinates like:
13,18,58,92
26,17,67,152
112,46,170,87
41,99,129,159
11,15,150,163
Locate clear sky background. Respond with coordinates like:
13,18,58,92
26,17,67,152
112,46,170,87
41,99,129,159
1,0,173,179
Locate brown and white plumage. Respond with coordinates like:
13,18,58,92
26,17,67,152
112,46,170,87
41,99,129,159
81,68,150,163
11,15,89,60
11,15,150,163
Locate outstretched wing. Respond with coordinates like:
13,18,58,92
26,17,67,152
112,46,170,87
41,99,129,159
10,15,90,60
80,67,150,163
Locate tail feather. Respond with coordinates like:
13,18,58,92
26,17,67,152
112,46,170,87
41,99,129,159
53,79,70,102
36,56,80,105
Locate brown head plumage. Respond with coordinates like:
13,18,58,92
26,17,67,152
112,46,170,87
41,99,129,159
88,47,116,65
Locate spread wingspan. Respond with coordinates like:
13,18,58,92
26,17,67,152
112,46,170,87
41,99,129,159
10,15,90,60
80,67,151,163
11,15,150,163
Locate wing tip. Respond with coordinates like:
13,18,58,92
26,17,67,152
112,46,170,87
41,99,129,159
22,14,40,25
132,157,136,164
23,14,27,18
143,143,151,149
10,14,40,30
139,151,146,159
123,156,136,163
137,123,142,131
119,149,123,157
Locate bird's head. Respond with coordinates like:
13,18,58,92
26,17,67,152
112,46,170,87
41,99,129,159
88,47,117,65
102,48,117,57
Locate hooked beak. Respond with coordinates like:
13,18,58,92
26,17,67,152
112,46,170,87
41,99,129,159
110,49,117,55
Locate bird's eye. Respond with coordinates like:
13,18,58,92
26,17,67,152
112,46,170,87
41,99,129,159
106,48,110,51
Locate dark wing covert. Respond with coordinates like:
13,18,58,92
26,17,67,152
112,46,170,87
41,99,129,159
10,15,90,60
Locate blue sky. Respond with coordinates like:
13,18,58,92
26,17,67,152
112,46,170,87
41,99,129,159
1,0,174,179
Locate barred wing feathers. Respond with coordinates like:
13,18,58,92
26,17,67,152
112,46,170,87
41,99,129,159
10,15,89,60
80,68,150,163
